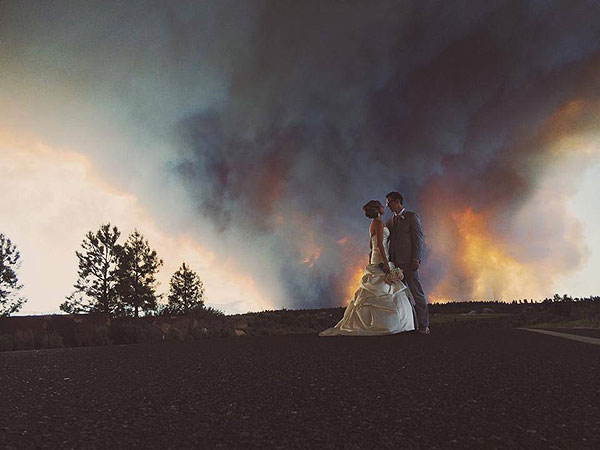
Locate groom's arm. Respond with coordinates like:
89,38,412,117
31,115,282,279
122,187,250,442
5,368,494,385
385,217,396,264
410,212,424,264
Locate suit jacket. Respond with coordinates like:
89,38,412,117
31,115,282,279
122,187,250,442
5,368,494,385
386,211,424,266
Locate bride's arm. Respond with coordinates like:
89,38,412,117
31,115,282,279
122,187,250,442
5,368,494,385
375,221,390,273
368,231,372,263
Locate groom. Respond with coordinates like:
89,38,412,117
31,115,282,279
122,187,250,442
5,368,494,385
385,191,430,335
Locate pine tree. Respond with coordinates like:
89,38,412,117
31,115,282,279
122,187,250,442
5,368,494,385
115,230,163,317
167,262,205,314
0,233,26,316
60,224,121,314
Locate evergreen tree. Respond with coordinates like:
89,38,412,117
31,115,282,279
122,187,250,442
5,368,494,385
60,224,121,314
167,262,205,314
0,233,26,316
115,230,163,317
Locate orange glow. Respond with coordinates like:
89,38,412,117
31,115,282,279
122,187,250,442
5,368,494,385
424,96,600,304
542,99,599,158
542,100,584,143
336,235,366,304
343,263,365,305
430,207,546,302
301,246,322,267
0,130,275,314
428,293,451,304
337,236,350,245
286,210,324,269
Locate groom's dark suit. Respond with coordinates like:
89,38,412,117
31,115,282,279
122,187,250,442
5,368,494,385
386,210,429,329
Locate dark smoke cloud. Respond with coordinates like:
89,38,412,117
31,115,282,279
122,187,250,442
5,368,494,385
175,1,600,306
3,1,600,307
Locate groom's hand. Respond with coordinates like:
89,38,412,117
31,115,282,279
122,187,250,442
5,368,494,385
411,260,420,271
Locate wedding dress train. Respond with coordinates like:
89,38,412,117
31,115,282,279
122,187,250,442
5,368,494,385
320,227,416,336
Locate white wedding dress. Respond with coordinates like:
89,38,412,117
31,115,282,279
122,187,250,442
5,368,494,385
320,227,416,336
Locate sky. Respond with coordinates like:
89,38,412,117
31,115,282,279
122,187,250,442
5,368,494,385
1,0,599,315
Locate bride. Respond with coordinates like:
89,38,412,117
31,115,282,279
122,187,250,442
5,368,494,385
320,200,416,336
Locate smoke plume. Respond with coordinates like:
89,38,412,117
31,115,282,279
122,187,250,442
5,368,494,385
2,1,600,309
173,1,600,306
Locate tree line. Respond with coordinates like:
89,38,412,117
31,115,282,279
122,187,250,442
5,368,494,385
6,225,598,319
0,233,25,316
0,225,206,317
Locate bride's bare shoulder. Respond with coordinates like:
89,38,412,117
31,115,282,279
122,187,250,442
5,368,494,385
371,219,384,233
369,218,383,234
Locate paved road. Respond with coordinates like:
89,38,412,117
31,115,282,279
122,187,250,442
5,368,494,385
1,325,599,449
539,328,600,339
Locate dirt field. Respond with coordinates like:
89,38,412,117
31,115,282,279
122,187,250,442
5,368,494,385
2,325,599,449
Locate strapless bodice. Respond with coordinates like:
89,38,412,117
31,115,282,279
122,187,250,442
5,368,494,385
370,227,390,264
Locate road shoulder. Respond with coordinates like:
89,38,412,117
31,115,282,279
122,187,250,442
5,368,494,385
518,328,600,346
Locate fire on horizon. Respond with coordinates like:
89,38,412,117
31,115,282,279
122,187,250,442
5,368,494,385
1,1,600,315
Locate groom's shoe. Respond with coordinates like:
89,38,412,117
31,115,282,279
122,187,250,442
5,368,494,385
416,327,430,335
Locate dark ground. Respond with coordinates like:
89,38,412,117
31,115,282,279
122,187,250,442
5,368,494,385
1,325,599,449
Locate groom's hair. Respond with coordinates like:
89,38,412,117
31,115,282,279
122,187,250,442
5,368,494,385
386,191,403,204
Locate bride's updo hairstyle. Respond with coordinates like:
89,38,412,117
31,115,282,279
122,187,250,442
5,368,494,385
362,200,382,219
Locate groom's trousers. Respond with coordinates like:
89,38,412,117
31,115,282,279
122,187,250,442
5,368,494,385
401,266,429,329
